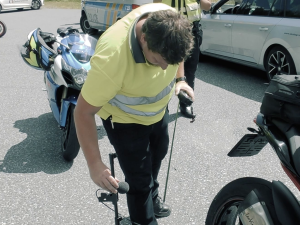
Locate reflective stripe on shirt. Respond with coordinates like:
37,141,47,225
108,79,175,116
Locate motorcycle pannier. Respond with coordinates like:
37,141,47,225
260,75,300,125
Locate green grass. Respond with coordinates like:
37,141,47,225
44,0,81,9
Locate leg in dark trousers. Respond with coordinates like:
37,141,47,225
102,111,169,225
180,21,201,118
185,21,202,90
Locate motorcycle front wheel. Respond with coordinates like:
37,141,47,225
205,177,281,225
62,104,80,161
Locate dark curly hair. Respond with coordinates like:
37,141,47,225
142,9,194,65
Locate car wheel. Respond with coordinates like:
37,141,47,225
80,13,98,34
31,0,41,10
0,20,7,38
266,46,296,81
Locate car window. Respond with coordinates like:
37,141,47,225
286,0,300,18
269,0,284,17
236,0,272,15
212,0,237,14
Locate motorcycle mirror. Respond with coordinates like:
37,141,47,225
57,27,68,37
54,40,70,50
68,43,74,50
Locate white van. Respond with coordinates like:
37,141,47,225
80,0,153,34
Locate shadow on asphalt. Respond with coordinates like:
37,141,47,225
196,56,269,103
0,8,32,14
59,23,80,26
0,113,73,174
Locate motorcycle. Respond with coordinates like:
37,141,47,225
205,113,300,225
0,20,7,37
20,26,98,161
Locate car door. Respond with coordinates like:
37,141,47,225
20,0,31,8
1,0,14,8
83,1,106,30
4,0,30,9
201,0,237,58
84,1,132,31
231,0,283,64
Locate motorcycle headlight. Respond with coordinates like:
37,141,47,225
61,58,87,87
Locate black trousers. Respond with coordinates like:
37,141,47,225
184,21,202,92
102,110,169,225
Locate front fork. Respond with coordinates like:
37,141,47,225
44,71,77,128
59,94,77,128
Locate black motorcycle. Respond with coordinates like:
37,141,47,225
0,20,7,38
206,113,300,225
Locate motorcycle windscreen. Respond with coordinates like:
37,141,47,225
66,34,98,64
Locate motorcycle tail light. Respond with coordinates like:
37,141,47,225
281,162,300,192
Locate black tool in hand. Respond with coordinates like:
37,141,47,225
96,153,131,225
178,90,193,106
177,90,195,122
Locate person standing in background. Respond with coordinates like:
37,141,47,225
160,0,211,118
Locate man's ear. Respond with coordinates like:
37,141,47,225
140,33,147,45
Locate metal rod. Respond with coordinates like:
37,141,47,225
109,153,117,177
109,153,120,225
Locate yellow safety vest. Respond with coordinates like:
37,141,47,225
162,0,201,22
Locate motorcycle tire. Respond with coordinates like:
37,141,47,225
0,21,7,38
205,177,281,225
62,104,80,161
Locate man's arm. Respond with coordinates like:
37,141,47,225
74,93,119,193
175,61,195,101
200,0,211,11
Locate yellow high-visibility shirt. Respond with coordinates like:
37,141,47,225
81,3,178,125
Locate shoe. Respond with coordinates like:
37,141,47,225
180,104,195,119
153,196,171,218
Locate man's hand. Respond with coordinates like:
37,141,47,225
175,81,195,102
200,0,211,11
74,94,120,193
89,160,120,194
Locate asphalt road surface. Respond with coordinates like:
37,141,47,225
0,7,299,225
